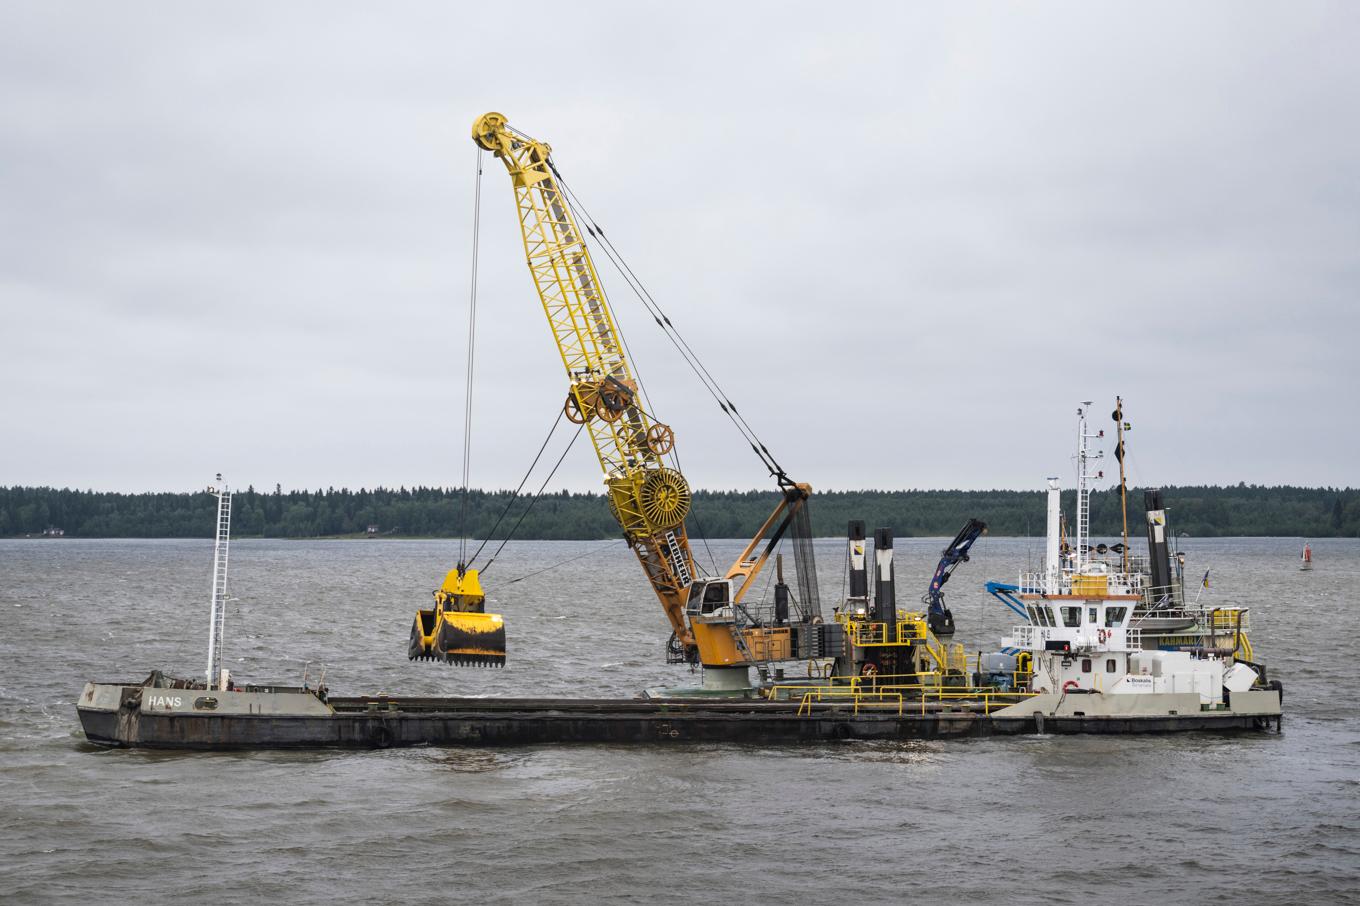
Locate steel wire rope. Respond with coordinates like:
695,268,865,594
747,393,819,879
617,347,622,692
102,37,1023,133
551,179,721,574
549,165,787,481
578,225,719,576
505,539,628,585
554,174,757,445
754,539,781,607
466,407,567,568
591,228,780,479
457,148,484,566
479,421,587,576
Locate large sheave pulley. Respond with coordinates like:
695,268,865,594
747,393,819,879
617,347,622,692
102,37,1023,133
638,468,690,529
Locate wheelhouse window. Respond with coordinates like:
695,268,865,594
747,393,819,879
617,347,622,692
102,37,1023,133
1104,606,1128,627
1061,606,1081,627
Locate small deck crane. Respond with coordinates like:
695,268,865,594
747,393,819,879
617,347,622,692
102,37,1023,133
922,518,988,637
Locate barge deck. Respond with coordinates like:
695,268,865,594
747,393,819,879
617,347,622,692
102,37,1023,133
77,676,1283,749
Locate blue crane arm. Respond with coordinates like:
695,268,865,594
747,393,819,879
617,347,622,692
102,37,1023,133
984,581,1029,619
922,518,988,635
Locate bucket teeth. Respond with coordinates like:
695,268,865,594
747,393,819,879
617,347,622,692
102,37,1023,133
445,653,506,668
408,610,506,667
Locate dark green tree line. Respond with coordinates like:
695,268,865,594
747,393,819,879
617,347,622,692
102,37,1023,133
2,484,1356,540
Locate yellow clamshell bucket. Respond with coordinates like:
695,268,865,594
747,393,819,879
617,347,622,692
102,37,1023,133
407,568,506,667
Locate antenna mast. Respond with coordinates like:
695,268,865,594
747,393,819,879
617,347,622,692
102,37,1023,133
1074,403,1104,573
205,474,232,689
1113,396,1130,573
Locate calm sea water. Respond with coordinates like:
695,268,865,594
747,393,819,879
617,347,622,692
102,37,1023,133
2,536,1357,904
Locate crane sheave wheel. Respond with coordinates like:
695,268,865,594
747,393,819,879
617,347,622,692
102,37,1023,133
564,393,588,424
638,468,690,529
594,389,627,422
646,423,675,456
594,385,630,422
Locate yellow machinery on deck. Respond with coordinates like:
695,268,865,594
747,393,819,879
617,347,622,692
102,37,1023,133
472,111,828,682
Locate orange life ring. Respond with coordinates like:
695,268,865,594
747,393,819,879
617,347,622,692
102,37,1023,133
1062,680,1080,693
860,662,878,678
1097,629,1109,644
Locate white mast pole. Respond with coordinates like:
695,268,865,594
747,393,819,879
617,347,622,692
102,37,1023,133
206,474,232,688
1045,478,1061,593
1074,402,1103,575
1075,405,1089,574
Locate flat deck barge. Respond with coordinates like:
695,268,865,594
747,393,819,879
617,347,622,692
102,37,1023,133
77,674,1283,749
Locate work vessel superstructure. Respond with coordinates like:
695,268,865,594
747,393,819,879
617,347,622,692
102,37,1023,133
981,401,1277,712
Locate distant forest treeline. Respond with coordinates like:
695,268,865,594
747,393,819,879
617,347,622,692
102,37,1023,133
2,484,1357,540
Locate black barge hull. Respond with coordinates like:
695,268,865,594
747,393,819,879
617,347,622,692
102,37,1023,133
77,685,1282,749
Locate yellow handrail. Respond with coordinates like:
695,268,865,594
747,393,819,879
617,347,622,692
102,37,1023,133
766,675,1037,717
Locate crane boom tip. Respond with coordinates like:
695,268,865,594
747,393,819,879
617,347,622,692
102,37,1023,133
472,111,510,150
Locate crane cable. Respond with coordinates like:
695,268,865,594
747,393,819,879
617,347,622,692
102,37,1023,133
505,538,628,585
548,162,790,484
478,420,586,576
541,165,723,573
457,148,484,567
558,169,781,477
456,147,588,576
583,282,718,576
455,150,716,578
465,406,569,570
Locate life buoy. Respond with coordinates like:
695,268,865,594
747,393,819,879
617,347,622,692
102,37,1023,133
1097,628,1110,644
860,662,878,678
1062,680,1080,693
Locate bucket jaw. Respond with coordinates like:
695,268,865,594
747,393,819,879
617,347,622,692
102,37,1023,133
407,568,506,667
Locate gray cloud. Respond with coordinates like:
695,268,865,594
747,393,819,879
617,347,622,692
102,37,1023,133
2,2,1356,495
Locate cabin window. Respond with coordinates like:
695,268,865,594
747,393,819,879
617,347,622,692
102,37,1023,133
699,582,729,614
1040,607,1054,627
1081,658,1092,673
1106,659,1118,673
1027,605,1040,624
1061,606,1081,628
1088,607,1098,623
1105,606,1128,627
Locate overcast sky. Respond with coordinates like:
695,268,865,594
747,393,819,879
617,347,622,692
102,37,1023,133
2,2,1356,495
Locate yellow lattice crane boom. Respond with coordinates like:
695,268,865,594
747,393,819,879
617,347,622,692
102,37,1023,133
472,112,699,657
